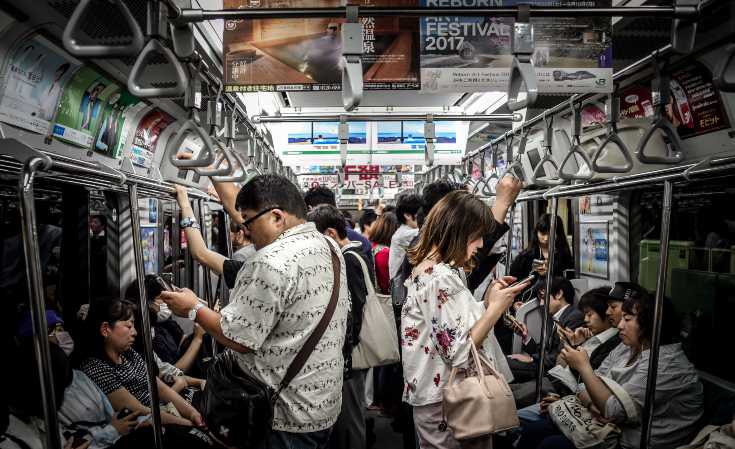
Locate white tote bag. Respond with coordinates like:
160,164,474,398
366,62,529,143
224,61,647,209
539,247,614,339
346,252,400,369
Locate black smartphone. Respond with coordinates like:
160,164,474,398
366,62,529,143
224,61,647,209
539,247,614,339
145,274,173,299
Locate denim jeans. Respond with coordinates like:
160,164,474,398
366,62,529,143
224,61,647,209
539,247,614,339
266,428,332,449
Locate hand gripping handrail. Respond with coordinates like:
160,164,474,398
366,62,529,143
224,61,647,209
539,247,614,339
168,110,216,169
636,60,685,164
128,39,189,98
63,0,145,57
592,95,634,173
507,5,538,111
341,5,363,111
559,101,594,181
713,43,735,92
532,115,565,187
194,141,234,177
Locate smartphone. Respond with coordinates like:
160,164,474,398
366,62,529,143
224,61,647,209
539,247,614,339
116,408,133,419
508,272,539,288
532,259,545,272
145,274,173,299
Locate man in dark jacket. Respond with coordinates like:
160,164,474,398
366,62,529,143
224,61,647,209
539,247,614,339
507,277,584,383
511,286,621,407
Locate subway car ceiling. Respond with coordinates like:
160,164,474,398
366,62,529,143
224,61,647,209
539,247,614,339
1,1,735,449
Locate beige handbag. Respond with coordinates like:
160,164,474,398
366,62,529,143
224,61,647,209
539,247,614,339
441,342,519,440
346,251,400,369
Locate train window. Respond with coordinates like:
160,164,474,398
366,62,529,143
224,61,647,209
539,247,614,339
631,180,735,383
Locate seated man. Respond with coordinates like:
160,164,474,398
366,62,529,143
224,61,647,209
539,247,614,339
507,277,584,383
511,286,621,408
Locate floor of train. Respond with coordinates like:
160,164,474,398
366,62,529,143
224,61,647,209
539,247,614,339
368,410,404,449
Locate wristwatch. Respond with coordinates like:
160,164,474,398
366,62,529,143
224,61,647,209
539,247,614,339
180,216,200,230
188,302,205,321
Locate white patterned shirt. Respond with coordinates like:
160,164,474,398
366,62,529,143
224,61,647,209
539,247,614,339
401,262,509,406
220,222,350,433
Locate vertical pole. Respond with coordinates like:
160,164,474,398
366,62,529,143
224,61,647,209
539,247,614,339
172,202,181,286
505,204,516,276
127,183,164,449
221,212,234,308
640,180,674,448
536,196,558,403
18,157,62,449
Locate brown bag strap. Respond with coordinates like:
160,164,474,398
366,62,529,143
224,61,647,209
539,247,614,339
276,236,341,396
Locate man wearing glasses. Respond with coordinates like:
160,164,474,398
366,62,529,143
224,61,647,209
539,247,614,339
162,174,350,449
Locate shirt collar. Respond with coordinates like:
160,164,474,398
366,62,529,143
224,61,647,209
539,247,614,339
593,327,619,344
553,304,570,321
275,221,314,242
341,241,362,254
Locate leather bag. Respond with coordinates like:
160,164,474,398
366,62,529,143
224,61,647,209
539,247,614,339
441,342,519,440
201,237,342,448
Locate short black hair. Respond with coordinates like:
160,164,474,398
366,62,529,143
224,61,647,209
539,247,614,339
91,214,107,226
358,209,378,233
578,286,613,319
395,192,422,225
303,186,336,208
307,204,347,239
422,180,459,215
236,174,307,219
382,205,396,214
549,276,575,304
622,292,678,345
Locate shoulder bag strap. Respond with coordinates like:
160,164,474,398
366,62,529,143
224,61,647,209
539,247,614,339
345,250,376,298
276,236,341,395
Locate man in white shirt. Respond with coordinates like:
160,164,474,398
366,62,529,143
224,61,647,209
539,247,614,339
161,174,349,449
388,192,422,278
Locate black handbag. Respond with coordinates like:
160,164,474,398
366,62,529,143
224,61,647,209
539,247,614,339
201,237,342,448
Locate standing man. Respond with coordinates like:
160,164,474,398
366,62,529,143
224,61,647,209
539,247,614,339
388,192,422,279
161,175,349,449
308,204,369,449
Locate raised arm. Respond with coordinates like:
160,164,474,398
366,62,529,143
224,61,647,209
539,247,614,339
175,185,227,275
212,181,243,225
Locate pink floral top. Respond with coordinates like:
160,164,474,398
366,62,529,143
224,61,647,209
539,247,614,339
401,262,495,406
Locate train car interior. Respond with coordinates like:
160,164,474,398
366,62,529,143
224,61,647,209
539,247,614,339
1,0,734,448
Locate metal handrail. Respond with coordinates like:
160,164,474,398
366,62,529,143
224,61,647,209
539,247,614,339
127,183,165,449
128,39,188,98
535,196,558,402
591,95,634,174
507,5,538,111
531,116,565,187
168,110,217,169
63,0,145,57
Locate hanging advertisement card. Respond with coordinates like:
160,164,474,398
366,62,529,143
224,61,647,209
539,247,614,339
140,227,158,274
278,121,371,165
579,219,609,279
93,90,140,158
0,35,79,135
126,108,176,168
419,0,613,94
53,67,119,148
223,0,420,92
373,120,467,165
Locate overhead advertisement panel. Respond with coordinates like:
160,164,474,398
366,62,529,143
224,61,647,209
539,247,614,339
223,0,420,92
419,0,613,94
275,121,467,166
223,0,611,94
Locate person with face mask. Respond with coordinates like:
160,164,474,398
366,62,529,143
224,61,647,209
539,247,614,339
16,309,75,357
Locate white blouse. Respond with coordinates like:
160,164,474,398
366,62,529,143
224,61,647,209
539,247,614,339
401,262,511,406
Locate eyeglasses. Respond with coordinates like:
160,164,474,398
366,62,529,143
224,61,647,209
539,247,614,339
242,206,280,230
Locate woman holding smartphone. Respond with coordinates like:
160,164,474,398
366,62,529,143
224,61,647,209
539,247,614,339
401,191,529,448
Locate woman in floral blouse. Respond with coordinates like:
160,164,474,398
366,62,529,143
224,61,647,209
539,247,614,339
401,191,529,449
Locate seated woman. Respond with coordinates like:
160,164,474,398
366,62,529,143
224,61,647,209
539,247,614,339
78,297,204,429
401,190,530,448
516,289,703,449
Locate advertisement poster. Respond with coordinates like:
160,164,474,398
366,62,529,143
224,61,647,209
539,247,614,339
580,220,609,279
138,198,159,226
223,0,420,92
126,108,176,168
53,67,119,148
373,120,466,165
93,90,140,158
620,62,731,139
140,227,158,275
0,35,79,134
299,174,340,190
280,121,371,165
420,0,612,94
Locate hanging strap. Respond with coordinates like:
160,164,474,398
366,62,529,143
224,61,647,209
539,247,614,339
275,236,341,397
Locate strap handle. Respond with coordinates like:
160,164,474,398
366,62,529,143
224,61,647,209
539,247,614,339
345,250,377,300
276,236,341,396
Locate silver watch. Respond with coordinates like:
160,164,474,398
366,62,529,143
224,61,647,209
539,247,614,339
187,302,205,321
